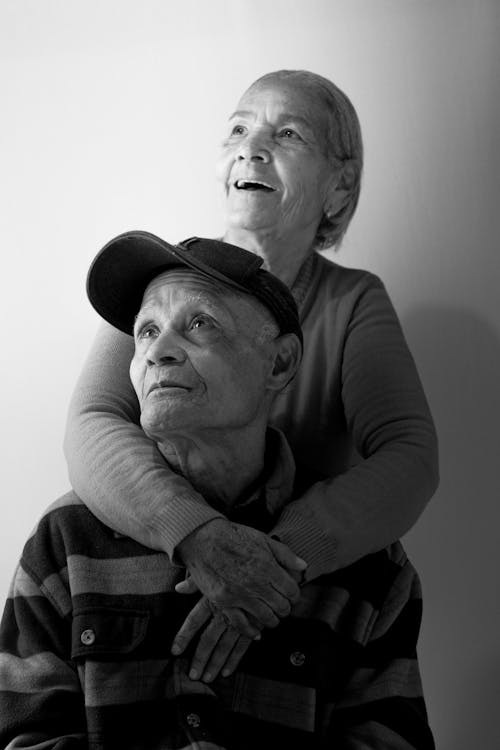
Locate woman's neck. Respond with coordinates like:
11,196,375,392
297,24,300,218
223,226,316,287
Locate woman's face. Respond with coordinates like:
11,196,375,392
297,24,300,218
217,78,336,242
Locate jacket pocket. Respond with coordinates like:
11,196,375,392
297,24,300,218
71,607,150,659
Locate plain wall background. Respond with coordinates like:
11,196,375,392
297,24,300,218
1,1,499,746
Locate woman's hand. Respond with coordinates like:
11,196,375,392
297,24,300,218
173,518,307,680
176,518,307,629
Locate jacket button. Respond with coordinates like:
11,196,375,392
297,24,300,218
290,650,306,667
80,628,96,646
186,712,201,728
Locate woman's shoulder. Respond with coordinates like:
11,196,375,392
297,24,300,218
315,251,383,291
300,253,387,317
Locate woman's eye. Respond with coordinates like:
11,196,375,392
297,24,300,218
230,124,246,136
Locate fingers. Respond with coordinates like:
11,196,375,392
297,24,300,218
268,586,293,617
220,635,253,678
202,630,253,682
268,537,308,573
188,614,231,681
269,568,302,605
171,597,212,656
187,612,255,683
221,607,262,639
192,624,240,683
174,577,200,595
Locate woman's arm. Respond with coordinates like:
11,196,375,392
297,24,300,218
64,322,225,555
272,274,439,580
64,323,305,630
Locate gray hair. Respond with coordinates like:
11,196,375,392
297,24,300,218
249,70,364,251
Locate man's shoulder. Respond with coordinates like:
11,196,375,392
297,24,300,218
32,489,105,537
297,542,421,646
44,488,85,514
23,490,131,573
20,491,174,603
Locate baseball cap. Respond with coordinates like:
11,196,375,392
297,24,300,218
86,231,303,346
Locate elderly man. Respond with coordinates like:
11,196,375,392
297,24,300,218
0,233,434,749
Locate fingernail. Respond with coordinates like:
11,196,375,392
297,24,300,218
189,669,198,680
222,669,230,677
254,634,261,641
203,672,212,683
171,644,181,655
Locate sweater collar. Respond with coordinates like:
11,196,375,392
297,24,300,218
227,428,296,527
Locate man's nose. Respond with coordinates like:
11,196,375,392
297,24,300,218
146,329,186,366
236,130,271,163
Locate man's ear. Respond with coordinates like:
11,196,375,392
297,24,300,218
267,333,302,392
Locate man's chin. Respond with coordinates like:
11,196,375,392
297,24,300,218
140,409,193,443
140,412,171,443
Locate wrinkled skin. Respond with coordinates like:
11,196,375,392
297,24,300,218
169,77,340,680
173,519,306,681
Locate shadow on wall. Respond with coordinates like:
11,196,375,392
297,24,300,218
402,305,500,750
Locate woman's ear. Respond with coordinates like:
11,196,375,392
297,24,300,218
267,333,302,392
324,159,357,218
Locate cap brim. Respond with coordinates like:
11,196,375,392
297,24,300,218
86,231,247,335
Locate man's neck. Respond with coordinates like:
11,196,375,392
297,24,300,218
156,424,267,512
223,225,316,287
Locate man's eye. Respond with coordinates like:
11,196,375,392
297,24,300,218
137,325,158,340
190,315,214,331
278,128,301,140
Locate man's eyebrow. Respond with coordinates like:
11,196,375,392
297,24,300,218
134,291,234,326
133,309,150,331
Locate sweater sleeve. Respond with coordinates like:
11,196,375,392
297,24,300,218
0,561,86,748
330,550,435,749
271,275,439,580
63,322,224,558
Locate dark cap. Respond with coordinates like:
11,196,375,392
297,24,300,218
86,231,303,346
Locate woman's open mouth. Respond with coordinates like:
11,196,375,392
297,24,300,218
234,179,276,192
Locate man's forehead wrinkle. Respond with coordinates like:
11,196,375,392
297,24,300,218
137,271,278,338
230,108,315,129
138,276,242,329
145,271,230,305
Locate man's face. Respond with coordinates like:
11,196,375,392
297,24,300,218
216,76,335,239
130,269,279,442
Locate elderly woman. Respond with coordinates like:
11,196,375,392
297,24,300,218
65,69,438,678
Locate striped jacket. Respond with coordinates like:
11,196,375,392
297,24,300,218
0,444,434,749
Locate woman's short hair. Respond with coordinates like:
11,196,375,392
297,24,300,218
249,70,364,251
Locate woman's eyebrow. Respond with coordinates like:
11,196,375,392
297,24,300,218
228,110,316,136
278,113,317,135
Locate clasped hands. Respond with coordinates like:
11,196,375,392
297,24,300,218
172,518,307,682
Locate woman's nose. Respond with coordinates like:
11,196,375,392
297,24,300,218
146,330,186,366
236,131,271,163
